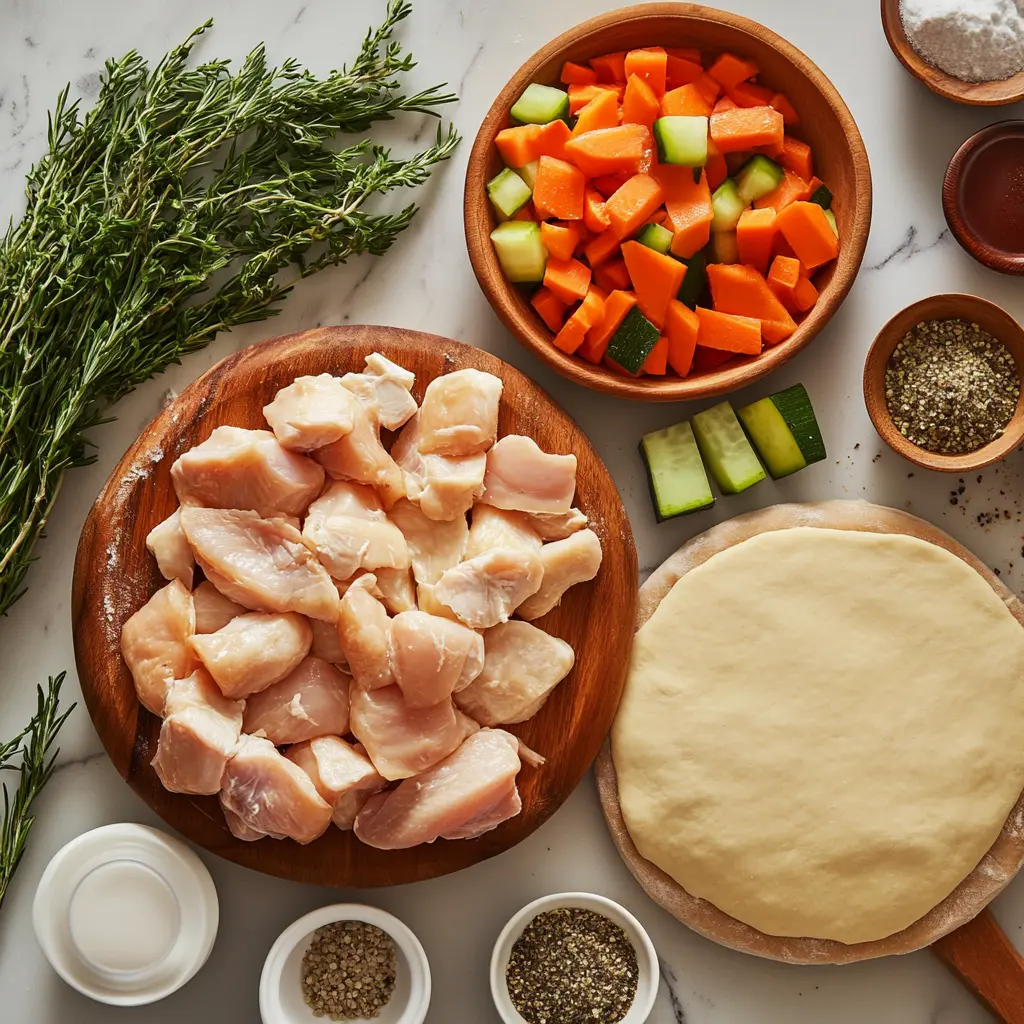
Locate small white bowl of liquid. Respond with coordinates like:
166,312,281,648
33,822,219,1005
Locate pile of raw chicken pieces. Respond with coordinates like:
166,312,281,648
120,353,603,849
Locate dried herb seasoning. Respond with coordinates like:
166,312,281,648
301,921,396,1020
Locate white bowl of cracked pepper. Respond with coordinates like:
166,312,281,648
260,905,430,1024
490,892,659,1024
864,294,1024,472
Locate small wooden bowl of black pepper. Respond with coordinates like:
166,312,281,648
864,294,1024,473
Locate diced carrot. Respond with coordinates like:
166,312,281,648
791,273,819,312
568,84,623,115
593,256,631,291
512,202,536,222
760,318,797,345
561,61,597,86
693,346,737,372
568,220,595,252
712,96,739,115
624,47,668,97
590,51,627,84
736,207,777,274
564,124,652,177
533,119,572,161
579,289,637,363
695,307,763,355
621,74,660,131
770,92,801,126
772,232,799,262
552,315,589,355
667,47,702,63
705,139,728,191
653,165,712,258
621,240,687,330
665,53,704,88
728,82,774,108
710,106,784,154
495,125,541,167
707,52,760,91
695,73,722,104
591,172,630,198
573,89,621,136
543,256,591,303
706,263,796,344
807,175,824,193
645,208,668,226
661,83,712,118
577,284,608,328
533,156,586,220
584,228,622,267
779,136,813,182
531,286,568,332
642,336,670,374
540,221,581,262
766,254,802,311
584,186,612,233
605,174,665,240
754,168,812,213
665,299,700,377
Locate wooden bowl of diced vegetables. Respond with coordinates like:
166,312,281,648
464,3,872,401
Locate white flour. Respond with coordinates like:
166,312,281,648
900,0,1024,82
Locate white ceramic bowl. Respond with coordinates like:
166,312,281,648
490,892,659,1024
260,904,430,1024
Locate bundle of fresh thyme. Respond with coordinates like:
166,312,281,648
0,0,457,903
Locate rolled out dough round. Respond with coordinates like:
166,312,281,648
612,526,1024,945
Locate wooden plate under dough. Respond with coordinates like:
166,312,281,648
73,325,638,887
595,500,1024,965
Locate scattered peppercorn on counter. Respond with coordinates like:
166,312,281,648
486,44,841,379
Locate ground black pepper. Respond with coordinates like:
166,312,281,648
301,921,396,1020
505,908,638,1024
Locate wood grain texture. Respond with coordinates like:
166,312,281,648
881,0,1024,106
72,325,637,887
863,294,1024,472
595,500,1024,966
464,3,872,402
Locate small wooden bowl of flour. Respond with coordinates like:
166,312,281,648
881,0,1024,105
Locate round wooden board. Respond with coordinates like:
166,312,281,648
72,325,638,887
595,500,1024,965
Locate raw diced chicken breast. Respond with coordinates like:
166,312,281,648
340,353,418,431
455,620,575,725
302,481,410,580
465,504,542,560
192,581,245,634
417,369,503,456
121,579,196,715
242,656,350,744
388,499,468,585
189,612,311,699
432,549,543,629
516,529,603,621
354,728,522,849
309,617,347,666
416,583,463,622
480,435,577,515
179,507,339,621
220,734,332,845
171,426,324,519
373,567,417,614
222,800,266,842
442,785,522,840
151,669,243,794
524,507,588,542
146,510,194,588
337,575,393,690
390,611,485,708
285,736,386,830
392,415,486,521
349,685,478,780
262,373,358,451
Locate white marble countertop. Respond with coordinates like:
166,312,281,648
3,0,1024,1021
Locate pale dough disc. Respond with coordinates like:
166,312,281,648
612,526,1024,945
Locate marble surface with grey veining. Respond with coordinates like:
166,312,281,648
2,1,1024,1021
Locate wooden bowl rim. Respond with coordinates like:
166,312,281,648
862,293,1024,472
464,1,873,403
880,0,1024,106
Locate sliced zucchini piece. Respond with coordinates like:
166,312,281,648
605,306,661,374
510,83,569,125
640,421,715,520
487,167,532,220
518,160,540,190
677,250,707,309
692,401,766,494
653,115,709,167
809,183,833,210
824,209,839,237
490,221,548,284
738,383,826,478
708,230,739,265
637,222,674,255
711,178,747,233
735,155,784,204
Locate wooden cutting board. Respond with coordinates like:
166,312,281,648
72,325,637,887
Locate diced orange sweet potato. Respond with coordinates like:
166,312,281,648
579,289,637,363
695,73,722,104
624,47,668,97
665,299,700,377
792,274,819,312
533,156,586,220
561,61,597,86
695,307,763,355
667,46,702,63
776,201,839,270
666,53,704,88
779,137,813,182
642,336,670,374
495,125,540,167
727,82,774,108
593,256,631,292
621,240,687,330
605,174,665,240
767,254,802,311
533,119,572,161
621,74,660,131
709,106,785,154
653,165,713,259
761,318,798,345
693,346,737,372
706,263,796,342
584,186,612,233
564,124,653,177
572,89,621,136
736,207,777,274
754,168,812,213
590,51,627,84
712,96,739,115
552,315,589,354
660,83,712,118
770,92,801,126
540,221,581,262
707,52,759,91
583,228,622,267
705,139,728,191
531,286,568,332
568,83,622,115
576,284,608,328
543,256,591,304
591,172,630,198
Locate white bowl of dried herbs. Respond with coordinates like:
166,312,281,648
490,892,659,1024
260,904,430,1024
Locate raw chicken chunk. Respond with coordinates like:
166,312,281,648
373,567,417,614
262,373,358,452
121,579,196,715
222,800,266,842
220,734,332,845
480,435,577,515
354,728,522,849
390,611,485,708
286,736,386,830
151,669,243,794
465,504,542,560
388,499,468,585
242,656,350,745
417,369,503,456
349,685,478,780
432,549,543,629
416,582,463,622
189,611,311,699
337,575,393,690
180,507,339,621
171,426,324,519
192,581,245,634
340,353,417,431
442,785,522,840
455,620,575,725
524,507,588,542
302,481,410,580
146,510,194,588
309,617,348,666
516,529,603,621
